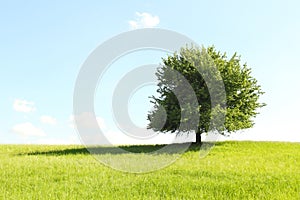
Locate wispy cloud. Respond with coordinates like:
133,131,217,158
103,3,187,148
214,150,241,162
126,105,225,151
13,99,36,113
40,115,57,125
129,12,160,29
69,112,106,130
12,122,46,137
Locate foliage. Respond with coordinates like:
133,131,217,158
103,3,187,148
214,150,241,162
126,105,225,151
147,45,265,139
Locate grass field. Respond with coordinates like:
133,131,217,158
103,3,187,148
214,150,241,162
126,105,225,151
0,141,299,199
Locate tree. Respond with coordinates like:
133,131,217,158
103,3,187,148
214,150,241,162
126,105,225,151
147,45,265,144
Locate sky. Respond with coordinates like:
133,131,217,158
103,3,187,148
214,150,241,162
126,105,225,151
1,0,300,144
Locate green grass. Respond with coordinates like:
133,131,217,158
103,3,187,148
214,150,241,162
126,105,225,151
0,141,299,199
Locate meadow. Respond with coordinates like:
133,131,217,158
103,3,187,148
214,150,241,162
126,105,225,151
0,141,299,199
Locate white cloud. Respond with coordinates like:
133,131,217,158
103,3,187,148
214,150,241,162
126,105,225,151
129,12,160,29
13,99,36,113
40,115,57,125
12,122,46,137
69,112,106,130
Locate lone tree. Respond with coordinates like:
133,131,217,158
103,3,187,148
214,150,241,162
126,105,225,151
147,46,265,144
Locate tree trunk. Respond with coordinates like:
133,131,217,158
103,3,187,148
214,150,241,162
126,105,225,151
193,131,201,144
196,133,201,144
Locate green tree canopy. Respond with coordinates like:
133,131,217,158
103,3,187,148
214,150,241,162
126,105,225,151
147,45,265,144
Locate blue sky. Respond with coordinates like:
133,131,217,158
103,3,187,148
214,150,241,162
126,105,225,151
1,0,300,144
